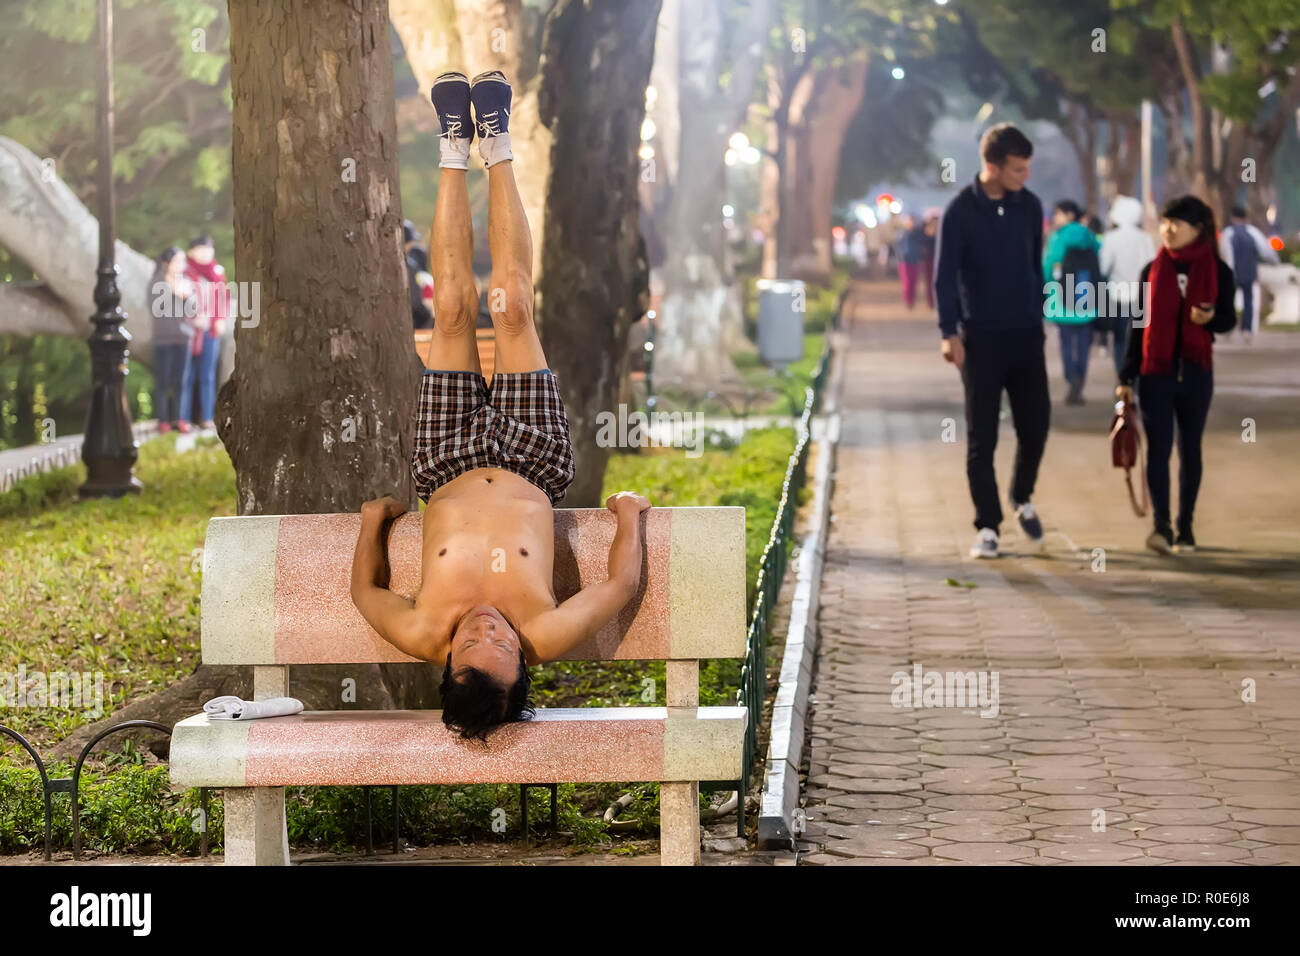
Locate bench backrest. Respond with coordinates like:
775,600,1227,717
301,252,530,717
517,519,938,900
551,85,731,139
200,507,745,665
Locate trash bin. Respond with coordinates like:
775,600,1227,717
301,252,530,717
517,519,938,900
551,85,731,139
757,278,805,369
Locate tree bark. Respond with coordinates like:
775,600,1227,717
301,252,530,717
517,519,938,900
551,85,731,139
782,58,868,285
652,0,773,388
536,0,661,508
1061,100,1099,214
219,0,437,708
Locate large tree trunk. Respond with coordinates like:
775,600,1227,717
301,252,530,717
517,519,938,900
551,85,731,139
1061,100,1099,214
652,0,773,388
218,0,437,708
782,59,868,285
0,136,156,359
536,0,661,508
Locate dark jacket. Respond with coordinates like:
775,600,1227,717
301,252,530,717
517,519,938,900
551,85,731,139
149,265,196,347
1119,258,1237,385
934,176,1045,338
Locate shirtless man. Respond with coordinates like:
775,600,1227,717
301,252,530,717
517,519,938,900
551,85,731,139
350,70,649,741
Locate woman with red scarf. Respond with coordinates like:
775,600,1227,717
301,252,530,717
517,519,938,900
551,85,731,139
178,235,229,431
1117,196,1236,554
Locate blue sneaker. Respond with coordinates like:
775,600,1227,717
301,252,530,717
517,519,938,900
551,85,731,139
430,71,472,140
470,70,512,138
1013,501,1044,551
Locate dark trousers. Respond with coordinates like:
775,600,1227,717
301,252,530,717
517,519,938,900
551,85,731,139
1137,364,1213,533
152,343,191,425
1056,322,1092,385
960,325,1051,532
1237,282,1255,333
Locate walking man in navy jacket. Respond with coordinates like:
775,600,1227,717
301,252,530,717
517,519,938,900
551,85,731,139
933,123,1050,559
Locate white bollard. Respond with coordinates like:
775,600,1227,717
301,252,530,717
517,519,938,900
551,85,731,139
1258,263,1300,325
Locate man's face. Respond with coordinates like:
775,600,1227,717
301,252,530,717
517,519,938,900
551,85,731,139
1052,208,1075,229
988,155,1031,192
189,244,214,265
449,604,521,687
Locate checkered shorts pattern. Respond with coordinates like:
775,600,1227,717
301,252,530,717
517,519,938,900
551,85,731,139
411,369,576,505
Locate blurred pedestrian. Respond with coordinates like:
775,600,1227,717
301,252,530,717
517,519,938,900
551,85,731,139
1098,195,1155,381
895,214,926,309
404,219,434,329
1117,195,1236,554
1219,205,1279,344
1043,199,1101,405
920,210,939,309
149,246,196,434
180,235,228,432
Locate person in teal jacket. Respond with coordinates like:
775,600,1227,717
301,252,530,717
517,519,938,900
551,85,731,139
1042,199,1102,405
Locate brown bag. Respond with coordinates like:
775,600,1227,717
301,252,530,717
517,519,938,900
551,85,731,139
1110,399,1148,517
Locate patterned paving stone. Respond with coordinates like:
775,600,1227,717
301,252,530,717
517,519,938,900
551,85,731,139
796,283,1300,867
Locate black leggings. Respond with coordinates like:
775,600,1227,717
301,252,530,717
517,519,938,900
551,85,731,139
1137,364,1213,532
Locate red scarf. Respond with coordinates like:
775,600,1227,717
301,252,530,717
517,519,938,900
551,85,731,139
184,256,229,355
1141,238,1217,377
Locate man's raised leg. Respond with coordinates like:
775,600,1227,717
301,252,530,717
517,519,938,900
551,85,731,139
473,71,548,373
423,72,481,373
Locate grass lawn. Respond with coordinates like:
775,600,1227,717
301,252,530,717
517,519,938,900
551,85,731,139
0,396,804,855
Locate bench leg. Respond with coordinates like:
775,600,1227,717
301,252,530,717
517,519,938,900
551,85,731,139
660,782,700,865
223,787,289,865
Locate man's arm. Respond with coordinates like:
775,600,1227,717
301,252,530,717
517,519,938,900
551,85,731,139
522,493,648,665
349,497,435,660
1249,224,1281,264
932,204,963,339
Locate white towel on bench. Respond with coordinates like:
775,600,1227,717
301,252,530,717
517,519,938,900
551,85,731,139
203,695,304,720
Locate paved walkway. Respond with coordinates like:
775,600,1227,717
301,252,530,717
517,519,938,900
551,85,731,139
799,280,1300,865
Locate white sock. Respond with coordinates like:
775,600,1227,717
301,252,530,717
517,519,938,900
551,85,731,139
439,136,471,170
478,132,514,168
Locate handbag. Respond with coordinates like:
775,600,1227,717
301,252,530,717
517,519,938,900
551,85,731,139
1110,399,1148,517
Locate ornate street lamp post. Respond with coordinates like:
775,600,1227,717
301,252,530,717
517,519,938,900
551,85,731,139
80,0,142,498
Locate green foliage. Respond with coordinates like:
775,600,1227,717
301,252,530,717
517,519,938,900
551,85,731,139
0,0,233,262
0,333,155,452
0,760,211,855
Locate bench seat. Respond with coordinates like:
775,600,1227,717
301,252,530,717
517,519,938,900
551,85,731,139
171,706,746,788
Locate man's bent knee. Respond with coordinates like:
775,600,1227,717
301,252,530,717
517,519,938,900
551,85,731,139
487,274,534,335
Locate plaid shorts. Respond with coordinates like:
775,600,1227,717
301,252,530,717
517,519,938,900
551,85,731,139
411,369,576,505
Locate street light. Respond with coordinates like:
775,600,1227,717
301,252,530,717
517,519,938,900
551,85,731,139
80,0,141,499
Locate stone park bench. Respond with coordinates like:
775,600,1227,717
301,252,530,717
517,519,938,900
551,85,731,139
169,507,747,865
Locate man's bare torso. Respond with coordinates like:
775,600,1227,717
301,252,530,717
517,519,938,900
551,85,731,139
416,467,556,661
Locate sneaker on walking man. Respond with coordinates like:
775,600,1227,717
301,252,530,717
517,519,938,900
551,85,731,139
933,123,1049,558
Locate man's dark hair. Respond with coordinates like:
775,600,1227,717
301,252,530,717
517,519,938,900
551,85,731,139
980,123,1033,165
187,234,214,250
439,648,535,742
1230,205,1247,220
1054,199,1083,220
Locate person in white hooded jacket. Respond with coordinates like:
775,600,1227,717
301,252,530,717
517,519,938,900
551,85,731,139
1099,195,1156,380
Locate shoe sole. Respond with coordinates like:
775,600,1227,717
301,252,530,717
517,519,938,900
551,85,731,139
470,70,508,87
970,549,1000,559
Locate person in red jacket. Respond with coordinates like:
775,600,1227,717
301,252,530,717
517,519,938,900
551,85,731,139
1117,195,1236,554
179,235,229,431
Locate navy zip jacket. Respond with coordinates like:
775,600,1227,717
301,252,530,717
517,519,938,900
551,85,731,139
933,175,1046,338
